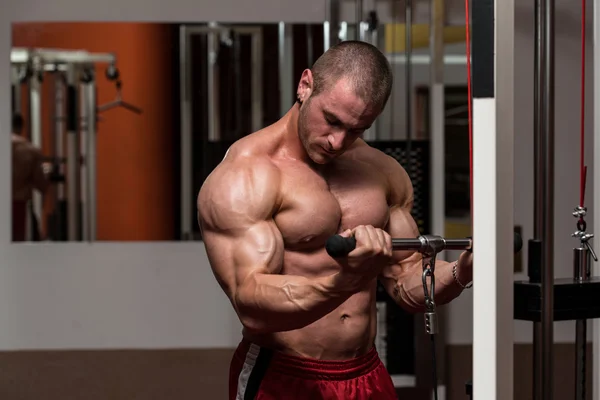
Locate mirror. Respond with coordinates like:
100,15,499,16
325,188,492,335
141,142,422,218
10,21,468,242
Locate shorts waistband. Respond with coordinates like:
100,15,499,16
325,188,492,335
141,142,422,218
234,339,382,381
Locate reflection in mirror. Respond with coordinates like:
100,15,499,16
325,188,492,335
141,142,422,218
9,20,468,243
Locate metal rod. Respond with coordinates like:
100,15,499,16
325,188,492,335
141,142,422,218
86,75,97,241
11,48,116,65
325,0,341,50
573,247,590,400
540,0,555,396
251,29,263,133
207,23,221,142
233,31,243,140
278,23,294,114
79,81,89,241
532,0,544,393
66,65,80,241
179,26,193,240
391,237,472,251
28,61,43,241
53,73,66,240
356,0,364,41
430,0,445,261
405,0,413,152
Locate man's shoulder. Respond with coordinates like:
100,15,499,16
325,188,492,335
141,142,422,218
218,137,280,176
349,140,412,205
351,140,405,174
199,137,281,207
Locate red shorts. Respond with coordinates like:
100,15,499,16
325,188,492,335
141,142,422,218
229,340,397,400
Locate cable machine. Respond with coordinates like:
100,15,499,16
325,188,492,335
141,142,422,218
10,47,140,242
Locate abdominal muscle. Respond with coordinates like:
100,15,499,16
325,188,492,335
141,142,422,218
243,249,379,361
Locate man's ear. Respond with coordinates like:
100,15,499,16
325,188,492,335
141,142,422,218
296,69,314,103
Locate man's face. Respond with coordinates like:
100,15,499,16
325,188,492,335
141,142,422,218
297,77,380,164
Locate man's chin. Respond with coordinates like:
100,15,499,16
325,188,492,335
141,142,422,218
309,151,335,164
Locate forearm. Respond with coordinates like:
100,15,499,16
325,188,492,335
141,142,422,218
392,260,471,313
235,272,351,333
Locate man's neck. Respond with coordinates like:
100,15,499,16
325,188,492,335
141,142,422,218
279,103,312,164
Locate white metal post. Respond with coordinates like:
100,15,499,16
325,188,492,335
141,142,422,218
472,0,515,399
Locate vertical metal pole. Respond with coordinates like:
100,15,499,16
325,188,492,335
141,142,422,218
356,0,365,41
405,0,413,152
428,1,446,395
251,30,263,133
593,1,600,398
278,23,294,114
540,0,555,396
429,0,445,253
179,25,193,240
86,74,97,241
325,0,341,51
207,24,221,142
54,73,66,240
66,65,81,241
573,247,590,400
79,79,89,241
532,0,544,395
28,59,43,241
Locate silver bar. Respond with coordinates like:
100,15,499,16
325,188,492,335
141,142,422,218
79,81,89,241
207,24,221,142
179,26,193,240
66,65,80,241
339,22,348,42
539,0,555,396
573,246,591,400
28,59,43,240
251,30,263,133
323,21,331,51
387,54,469,65
54,74,66,202
278,23,294,114
356,0,364,41
86,76,97,241
430,0,445,260
405,0,413,152
325,0,341,50
11,48,115,65
532,0,544,392
573,247,589,400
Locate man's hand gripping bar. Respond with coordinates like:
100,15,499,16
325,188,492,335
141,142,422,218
325,232,523,258
325,232,523,336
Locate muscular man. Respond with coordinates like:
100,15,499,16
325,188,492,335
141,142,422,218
198,41,473,400
11,113,49,241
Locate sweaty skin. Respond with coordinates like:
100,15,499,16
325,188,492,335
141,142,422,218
198,75,473,361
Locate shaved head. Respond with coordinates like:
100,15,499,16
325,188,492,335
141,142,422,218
310,40,393,111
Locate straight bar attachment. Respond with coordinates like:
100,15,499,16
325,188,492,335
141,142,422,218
325,233,523,258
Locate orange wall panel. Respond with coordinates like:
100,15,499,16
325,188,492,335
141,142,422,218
12,23,175,241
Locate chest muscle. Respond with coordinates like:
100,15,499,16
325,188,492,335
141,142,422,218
273,160,390,251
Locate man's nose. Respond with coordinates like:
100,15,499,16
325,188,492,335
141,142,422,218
327,131,346,151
